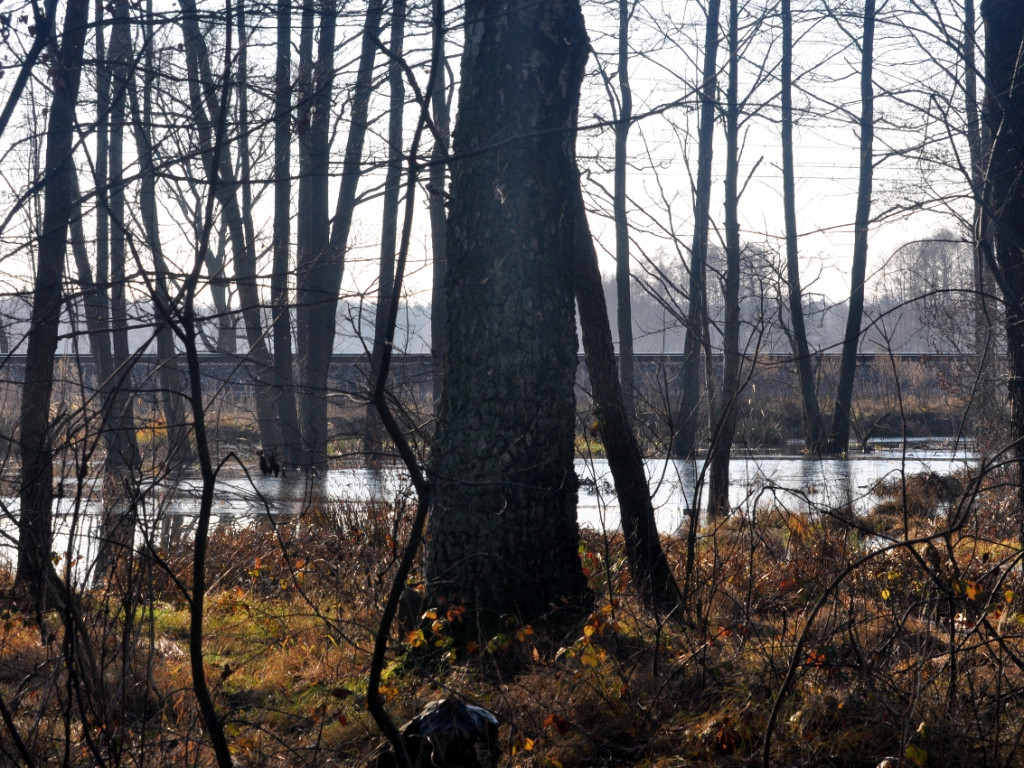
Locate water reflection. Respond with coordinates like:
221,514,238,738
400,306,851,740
574,446,975,531
0,446,975,581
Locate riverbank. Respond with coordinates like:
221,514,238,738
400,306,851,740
1,463,1021,767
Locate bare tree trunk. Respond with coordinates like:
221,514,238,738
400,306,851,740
129,1,194,465
673,0,720,460
77,2,142,576
573,179,683,617
781,0,824,453
615,0,636,420
429,43,450,409
299,0,336,468
296,0,382,471
294,0,315,320
0,0,59,143
236,0,288,462
365,0,407,466
707,0,741,517
174,11,239,767
107,0,139,451
426,0,589,625
108,0,131,378
828,0,875,455
17,0,90,601
964,0,995,362
207,224,236,354
179,0,280,456
272,0,302,467
981,0,1024,537
69,170,141,581
93,0,112,361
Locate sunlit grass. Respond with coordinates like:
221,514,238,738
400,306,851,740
3,464,1024,766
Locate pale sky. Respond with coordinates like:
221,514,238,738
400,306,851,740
0,0,979,321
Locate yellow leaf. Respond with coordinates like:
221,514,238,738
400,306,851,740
905,743,928,766
881,588,891,600
524,737,535,751
1006,589,1015,605
407,629,426,648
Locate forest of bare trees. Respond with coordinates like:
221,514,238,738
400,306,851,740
1,0,1024,765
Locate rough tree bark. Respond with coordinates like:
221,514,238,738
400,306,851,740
426,0,590,624
294,0,315,347
99,0,143,497
828,0,875,455
981,0,1024,532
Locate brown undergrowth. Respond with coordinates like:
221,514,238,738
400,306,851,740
3,467,1024,767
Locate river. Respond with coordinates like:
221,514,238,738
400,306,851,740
0,441,976,580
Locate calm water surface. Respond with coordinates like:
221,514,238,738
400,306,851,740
0,444,976,579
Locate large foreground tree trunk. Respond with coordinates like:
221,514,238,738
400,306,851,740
17,0,90,600
981,0,1024,533
426,0,589,625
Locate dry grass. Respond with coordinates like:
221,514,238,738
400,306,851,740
3,468,1024,767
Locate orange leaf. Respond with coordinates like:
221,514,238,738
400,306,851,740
543,714,570,734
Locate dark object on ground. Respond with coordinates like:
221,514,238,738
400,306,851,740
257,449,280,477
368,698,500,768
396,586,425,636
